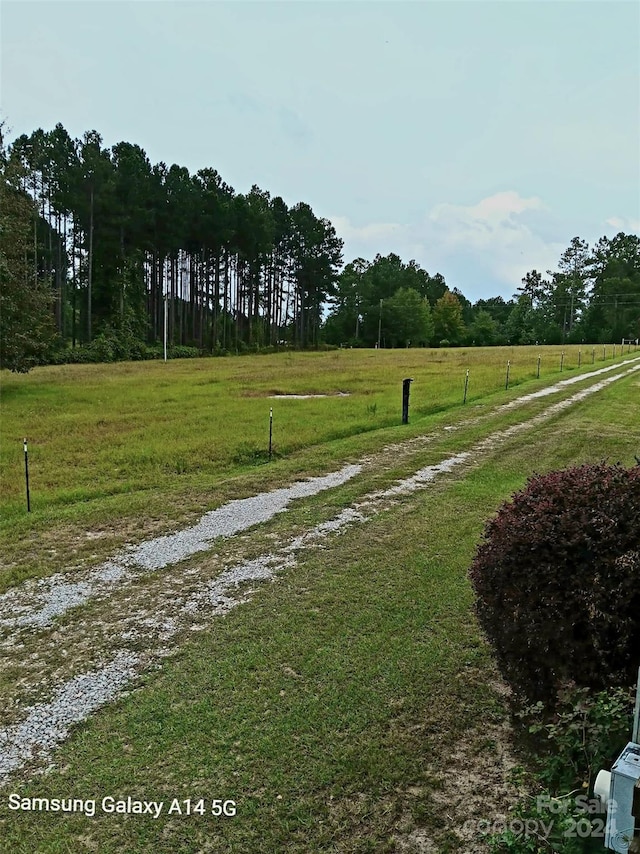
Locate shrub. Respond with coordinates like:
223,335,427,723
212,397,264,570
166,345,202,359
520,684,635,791
484,684,634,853
468,462,640,709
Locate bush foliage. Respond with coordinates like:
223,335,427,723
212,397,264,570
469,462,640,709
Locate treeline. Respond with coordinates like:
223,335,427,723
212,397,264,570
0,123,342,370
325,237,640,348
1,122,639,372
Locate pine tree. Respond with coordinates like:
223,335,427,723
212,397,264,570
0,153,55,371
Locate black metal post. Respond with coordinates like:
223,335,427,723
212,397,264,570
24,438,31,513
269,408,273,461
537,355,541,379
463,369,469,404
402,378,413,424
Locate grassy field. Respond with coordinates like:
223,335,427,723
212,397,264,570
0,347,639,853
0,343,634,590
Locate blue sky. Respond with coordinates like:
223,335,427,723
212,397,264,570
2,0,639,302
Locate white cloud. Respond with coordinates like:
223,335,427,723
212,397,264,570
331,191,566,297
605,216,640,233
422,191,564,286
330,216,403,243
426,191,547,248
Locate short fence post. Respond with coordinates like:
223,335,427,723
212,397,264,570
402,378,413,424
24,438,31,513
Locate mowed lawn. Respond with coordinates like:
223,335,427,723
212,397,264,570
0,345,623,513
0,345,630,572
0,352,638,852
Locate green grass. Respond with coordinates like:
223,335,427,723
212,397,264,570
0,364,638,853
1,344,636,592
0,345,628,513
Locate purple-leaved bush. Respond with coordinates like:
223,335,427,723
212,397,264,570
469,462,640,709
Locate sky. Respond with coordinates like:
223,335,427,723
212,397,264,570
2,0,639,303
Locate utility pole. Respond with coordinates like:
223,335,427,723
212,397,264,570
377,299,383,349
164,291,168,362
569,290,574,333
87,184,94,343
164,258,168,362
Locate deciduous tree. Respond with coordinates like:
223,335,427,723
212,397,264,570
433,289,465,345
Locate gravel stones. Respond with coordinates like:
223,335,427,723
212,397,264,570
0,653,139,779
0,465,362,634
129,464,361,571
